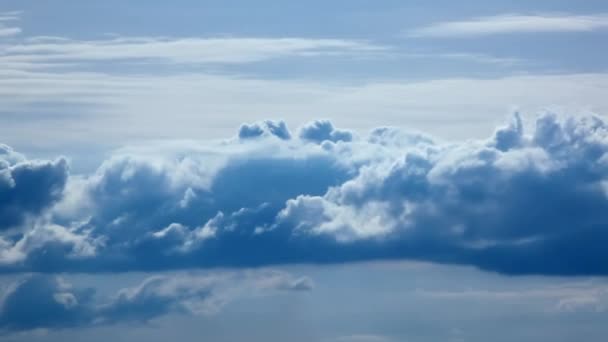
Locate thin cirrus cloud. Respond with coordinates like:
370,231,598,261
0,11,21,37
0,11,385,68
408,13,608,38
0,36,386,66
417,282,608,313
1,113,608,276
0,26,20,37
0,10,384,66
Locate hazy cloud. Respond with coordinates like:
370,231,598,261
0,11,21,38
0,36,384,66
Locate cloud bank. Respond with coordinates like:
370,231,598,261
0,270,311,331
0,114,607,275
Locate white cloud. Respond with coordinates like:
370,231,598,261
0,11,21,37
0,27,20,37
408,13,608,38
0,11,21,21
0,36,385,65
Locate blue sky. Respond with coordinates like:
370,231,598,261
1,1,608,341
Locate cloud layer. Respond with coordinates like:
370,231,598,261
0,270,311,331
0,114,607,275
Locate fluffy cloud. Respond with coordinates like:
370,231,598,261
280,113,608,274
0,114,607,275
0,270,312,331
239,120,292,140
298,120,354,144
0,144,68,231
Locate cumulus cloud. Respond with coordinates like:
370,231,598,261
0,270,312,331
299,120,354,144
0,114,608,275
239,120,292,140
0,144,68,231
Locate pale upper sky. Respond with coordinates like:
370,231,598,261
1,1,608,165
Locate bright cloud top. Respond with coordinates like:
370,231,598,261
0,113,607,276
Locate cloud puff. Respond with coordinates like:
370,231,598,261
0,144,68,231
0,114,608,275
0,270,311,331
299,120,354,144
239,120,292,140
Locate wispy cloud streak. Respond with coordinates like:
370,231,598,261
409,14,608,38
0,11,21,37
0,36,385,65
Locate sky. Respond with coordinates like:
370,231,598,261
0,1,608,341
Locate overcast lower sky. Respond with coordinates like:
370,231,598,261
1,1,608,341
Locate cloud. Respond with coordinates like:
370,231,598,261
0,144,68,231
408,14,608,38
0,270,312,331
278,113,608,275
0,36,384,66
0,114,608,275
417,281,608,313
239,120,292,140
0,27,20,37
299,120,354,144
0,275,94,330
0,11,21,21
0,11,21,38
